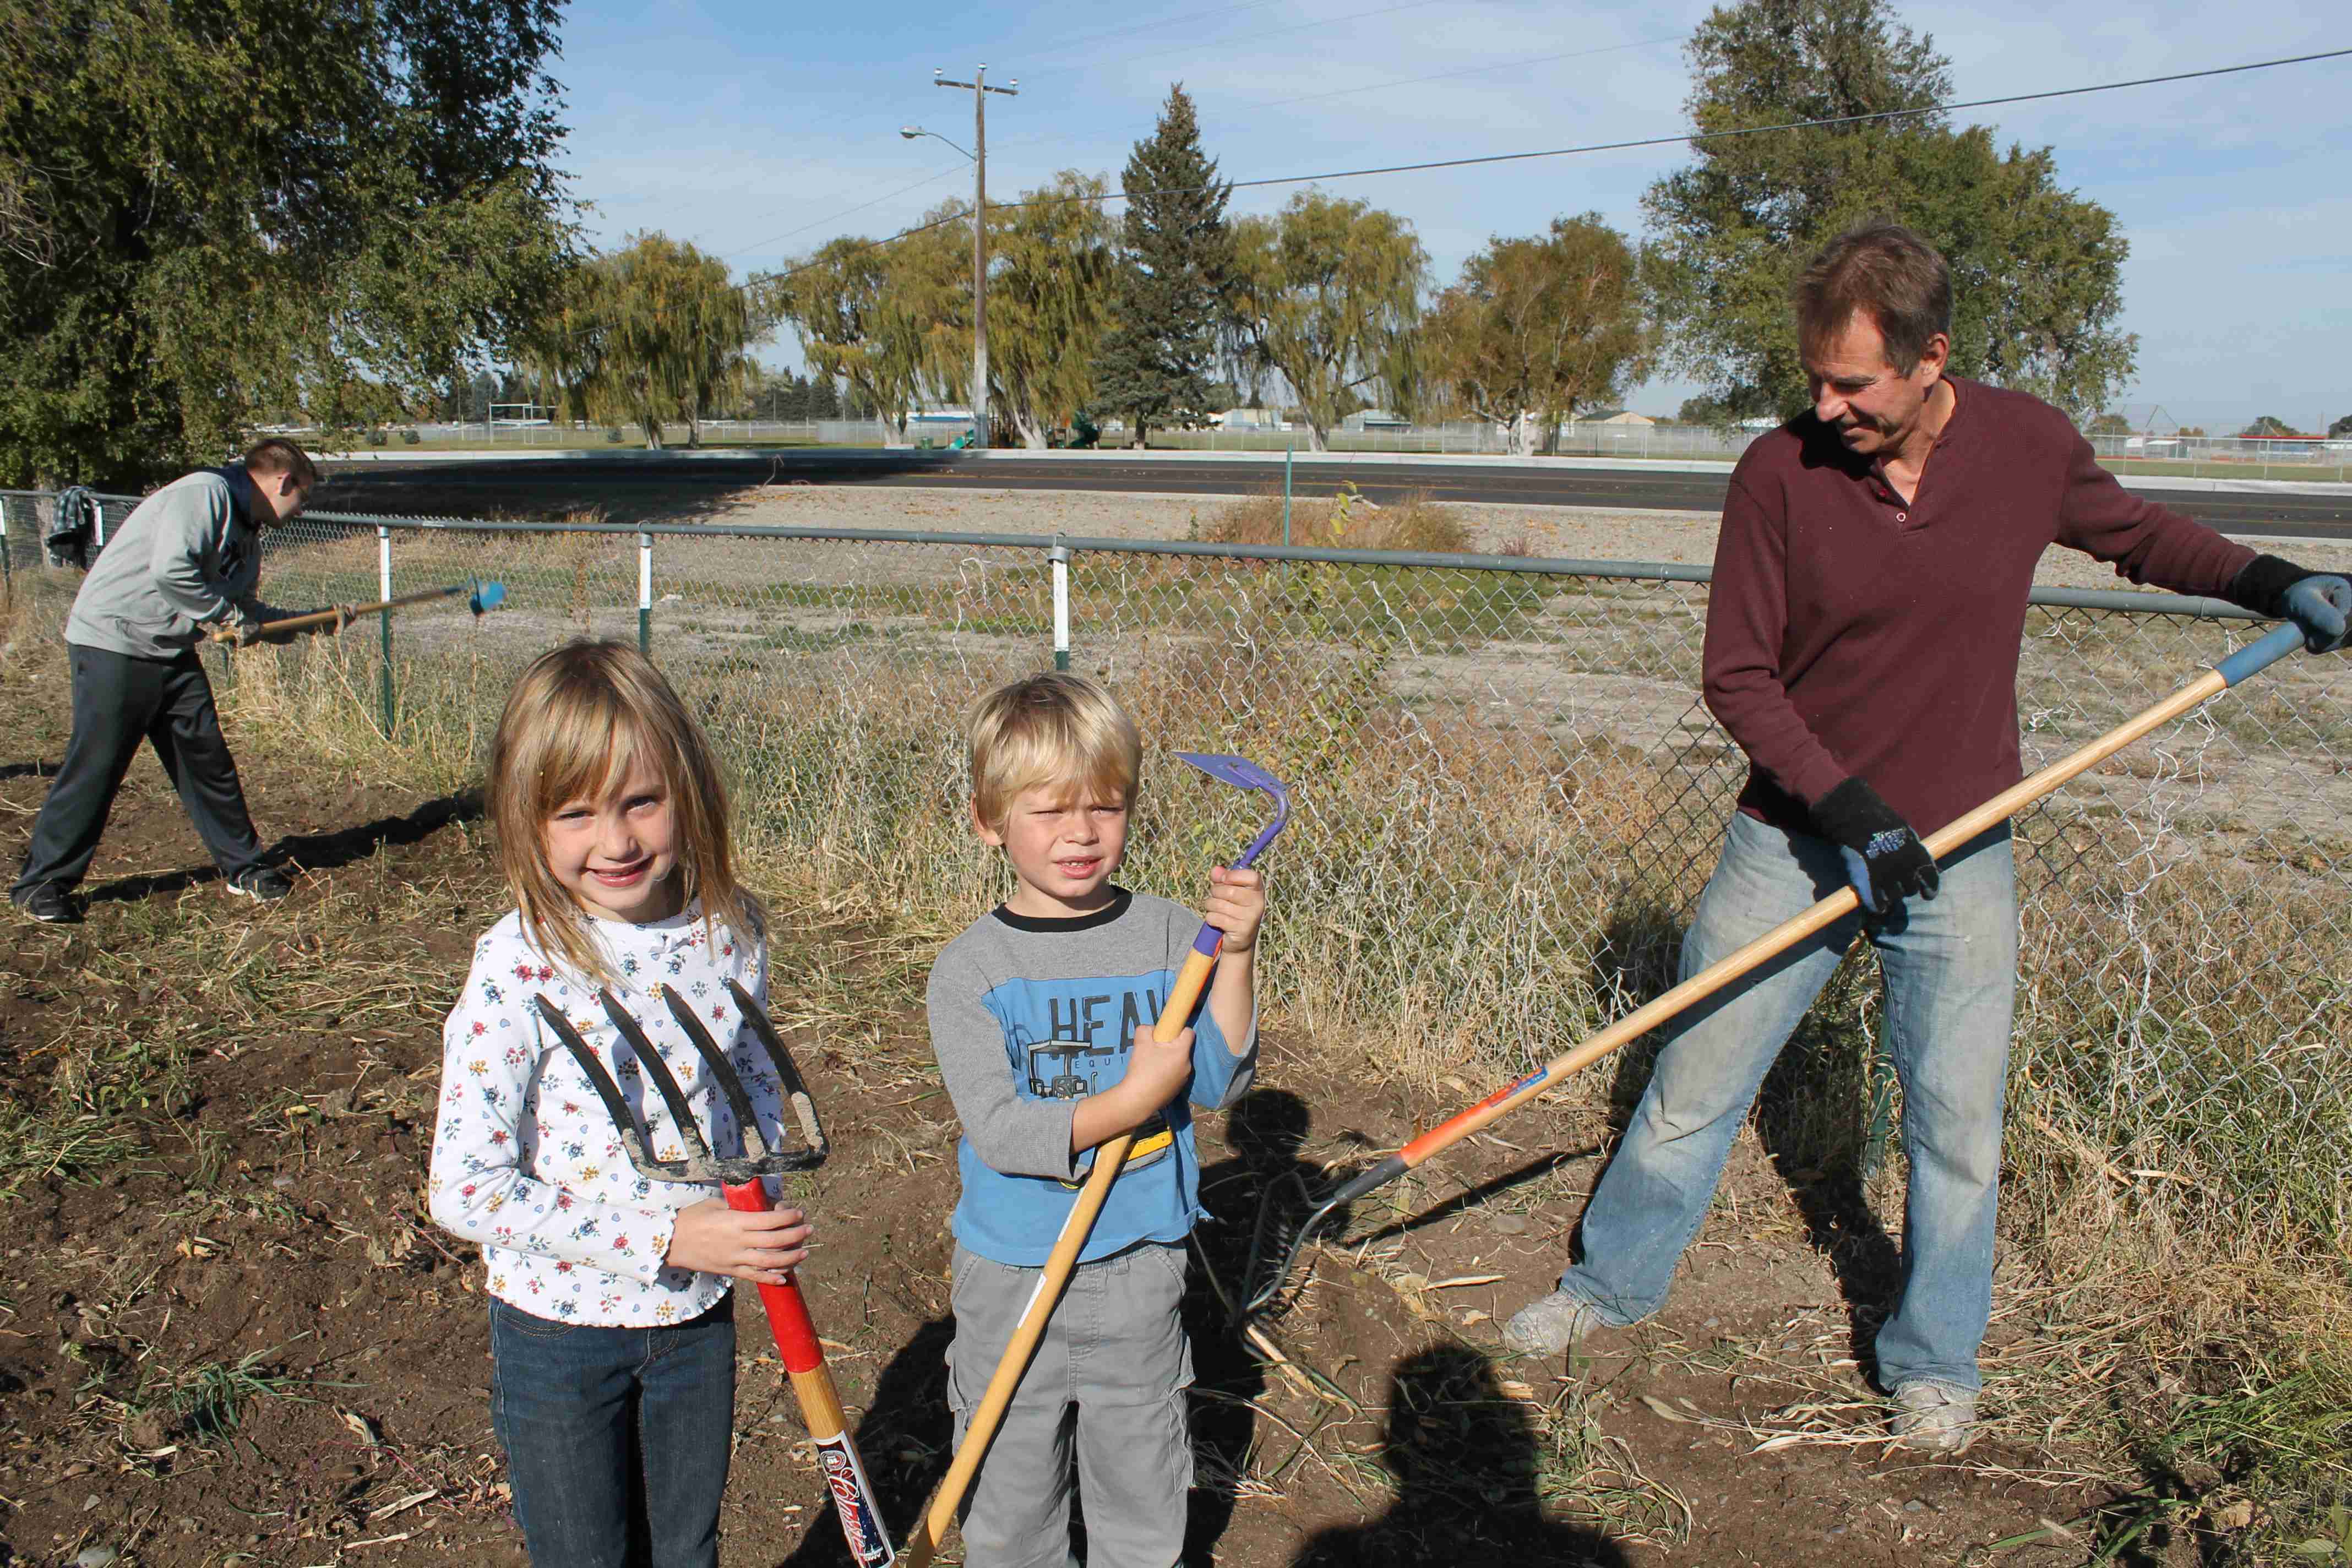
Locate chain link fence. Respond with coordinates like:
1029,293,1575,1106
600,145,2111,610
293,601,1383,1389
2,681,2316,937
4,487,2347,1240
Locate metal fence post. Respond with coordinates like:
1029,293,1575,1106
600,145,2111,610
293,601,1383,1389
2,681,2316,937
377,525,395,735
1050,537,1071,671
1283,444,1293,551
638,530,654,654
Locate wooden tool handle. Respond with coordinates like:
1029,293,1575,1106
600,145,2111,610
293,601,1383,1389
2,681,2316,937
722,1181,895,1565
903,913,1225,1566
1382,631,2300,1179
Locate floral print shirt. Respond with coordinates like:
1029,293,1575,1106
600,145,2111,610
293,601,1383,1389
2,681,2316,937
427,901,775,1326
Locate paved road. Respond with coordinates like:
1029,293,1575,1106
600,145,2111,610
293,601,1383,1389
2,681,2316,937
321,452,2352,542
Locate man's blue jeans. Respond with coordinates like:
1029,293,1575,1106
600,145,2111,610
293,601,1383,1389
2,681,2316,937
489,1294,737,1568
1559,812,2017,1393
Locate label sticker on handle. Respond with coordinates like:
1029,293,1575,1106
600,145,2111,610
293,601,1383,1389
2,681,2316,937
817,1435,894,1565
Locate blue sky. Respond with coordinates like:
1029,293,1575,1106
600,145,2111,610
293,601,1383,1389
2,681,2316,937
553,1,2350,431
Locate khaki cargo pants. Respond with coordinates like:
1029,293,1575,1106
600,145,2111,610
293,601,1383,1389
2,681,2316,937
946,1241,1194,1568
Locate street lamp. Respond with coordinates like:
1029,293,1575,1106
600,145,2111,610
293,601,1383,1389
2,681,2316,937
928,64,1016,449
900,126,972,161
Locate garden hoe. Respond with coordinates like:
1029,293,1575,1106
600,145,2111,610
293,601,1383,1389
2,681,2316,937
213,577,506,645
1241,620,2316,1319
899,751,1292,1568
532,980,894,1567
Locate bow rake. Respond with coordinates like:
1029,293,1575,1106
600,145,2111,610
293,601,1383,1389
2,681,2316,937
1238,620,2317,1323
532,981,895,1566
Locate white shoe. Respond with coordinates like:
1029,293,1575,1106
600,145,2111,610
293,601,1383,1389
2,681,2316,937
1500,1289,1602,1354
1890,1380,1977,1452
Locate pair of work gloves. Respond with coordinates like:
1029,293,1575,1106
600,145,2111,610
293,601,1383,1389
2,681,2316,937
1816,554,2351,915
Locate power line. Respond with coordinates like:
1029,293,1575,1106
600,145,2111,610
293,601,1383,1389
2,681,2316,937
1016,0,1457,84
995,0,1291,73
1228,33,1680,115
722,162,971,262
753,44,2352,285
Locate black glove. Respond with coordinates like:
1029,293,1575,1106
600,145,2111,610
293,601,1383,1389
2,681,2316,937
2229,555,2351,654
1810,777,1939,914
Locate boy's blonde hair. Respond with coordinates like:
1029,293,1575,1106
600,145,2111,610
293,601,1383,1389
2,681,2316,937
487,640,757,986
968,671,1142,832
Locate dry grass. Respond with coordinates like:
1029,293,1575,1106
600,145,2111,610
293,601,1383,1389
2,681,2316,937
1196,487,1473,554
6,529,2350,1558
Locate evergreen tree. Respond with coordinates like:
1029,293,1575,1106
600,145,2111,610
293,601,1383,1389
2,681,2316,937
1091,85,1233,448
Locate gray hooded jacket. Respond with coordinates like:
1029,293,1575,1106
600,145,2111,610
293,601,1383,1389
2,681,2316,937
64,467,295,659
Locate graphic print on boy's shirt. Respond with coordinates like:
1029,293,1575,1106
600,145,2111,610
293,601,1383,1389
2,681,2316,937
992,972,1176,1175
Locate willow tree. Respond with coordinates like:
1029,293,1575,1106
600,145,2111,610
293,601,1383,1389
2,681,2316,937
982,173,1117,449
0,0,574,486
1423,215,1649,455
1228,192,1425,452
766,214,963,447
525,233,762,448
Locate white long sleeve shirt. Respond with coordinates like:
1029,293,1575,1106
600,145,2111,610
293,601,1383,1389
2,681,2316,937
427,901,776,1326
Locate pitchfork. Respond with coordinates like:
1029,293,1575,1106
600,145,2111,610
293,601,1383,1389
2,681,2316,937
531,980,896,1566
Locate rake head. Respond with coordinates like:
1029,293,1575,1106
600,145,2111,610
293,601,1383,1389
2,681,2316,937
1239,1174,1354,1320
1174,751,1290,869
530,978,827,1186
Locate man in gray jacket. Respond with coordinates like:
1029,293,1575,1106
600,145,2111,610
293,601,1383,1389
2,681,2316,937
11,439,350,922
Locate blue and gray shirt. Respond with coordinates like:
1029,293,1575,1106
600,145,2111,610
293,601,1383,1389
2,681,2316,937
927,886,1257,1266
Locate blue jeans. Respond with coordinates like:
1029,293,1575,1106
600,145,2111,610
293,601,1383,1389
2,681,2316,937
489,1294,737,1568
1560,812,2017,1392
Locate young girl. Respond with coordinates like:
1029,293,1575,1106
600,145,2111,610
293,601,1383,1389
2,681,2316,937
428,639,812,1568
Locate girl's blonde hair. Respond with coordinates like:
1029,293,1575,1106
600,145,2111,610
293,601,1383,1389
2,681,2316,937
487,640,757,986
968,671,1142,832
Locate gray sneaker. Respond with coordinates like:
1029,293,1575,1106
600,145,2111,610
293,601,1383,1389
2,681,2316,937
1890,1380,1977,1452
1501,1289,1603,1354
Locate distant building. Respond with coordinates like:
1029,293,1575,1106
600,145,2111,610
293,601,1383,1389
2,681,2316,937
1340,407,1411,431
1218,407,1282,431
1586,410,1656,427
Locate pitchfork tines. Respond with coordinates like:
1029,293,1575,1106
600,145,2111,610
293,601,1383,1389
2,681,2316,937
531,979,827,1186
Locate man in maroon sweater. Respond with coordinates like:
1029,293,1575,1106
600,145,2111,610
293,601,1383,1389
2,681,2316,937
1504,224,2349,1451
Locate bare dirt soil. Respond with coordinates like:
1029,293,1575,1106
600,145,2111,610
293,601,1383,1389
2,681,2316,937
0,629,2202,1568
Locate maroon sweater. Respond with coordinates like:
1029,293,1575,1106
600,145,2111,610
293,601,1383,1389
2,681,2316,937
1705,377,2256,839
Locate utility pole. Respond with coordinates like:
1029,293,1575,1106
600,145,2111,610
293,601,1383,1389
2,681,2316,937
934,65,1016,449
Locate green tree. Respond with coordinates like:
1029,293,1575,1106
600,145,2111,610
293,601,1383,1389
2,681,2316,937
2088,412,2132,435
2241,415,2301,438
981,172,1118,449
0,0,574,486
1092,85,1233,449
525,233,766,449
2331,413,2352,439
766,215,962,446
1677,393,1740,427
1229,192,1426,453
1645,0,2137,422
1423,215,1648,456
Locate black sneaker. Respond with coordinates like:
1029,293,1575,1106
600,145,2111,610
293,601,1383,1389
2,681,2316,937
10,883,78,923
226,867,295,903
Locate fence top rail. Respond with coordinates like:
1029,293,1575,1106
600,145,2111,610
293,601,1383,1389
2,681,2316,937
15,493,2264,620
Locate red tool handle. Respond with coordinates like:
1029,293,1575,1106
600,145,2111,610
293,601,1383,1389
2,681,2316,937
721,1180,896,1565
724,1181,827,1377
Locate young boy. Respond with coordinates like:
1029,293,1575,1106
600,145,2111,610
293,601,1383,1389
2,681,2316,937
928,671,1266,1568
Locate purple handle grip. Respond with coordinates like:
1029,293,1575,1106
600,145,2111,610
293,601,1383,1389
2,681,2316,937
1191,804,1285,957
